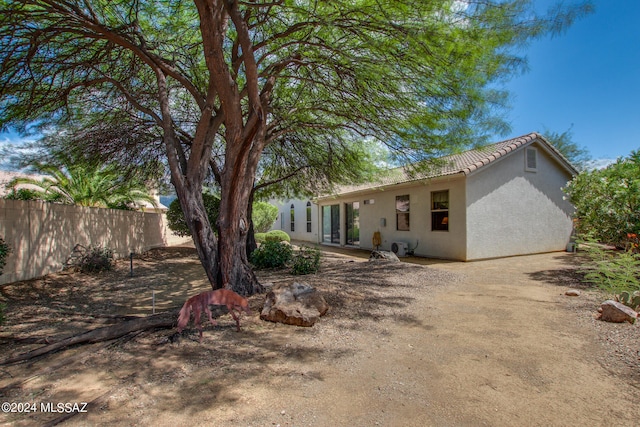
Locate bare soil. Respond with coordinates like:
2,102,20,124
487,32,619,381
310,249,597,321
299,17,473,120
0,245,638,426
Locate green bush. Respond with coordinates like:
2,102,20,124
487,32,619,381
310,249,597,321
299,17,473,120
0,236,11,276
167,193,220,237
563,151,640,249
254,232,267,243
265,230,291,243
252,201,279,233
291,246,321,275
578,241,640,294
79,245,114,273
250,241,292,269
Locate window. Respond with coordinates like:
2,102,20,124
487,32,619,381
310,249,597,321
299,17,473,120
431,190,449,231
525,147,537,172
306,201,312,233
322,205,340,243
396,195,410,231
290,203,295,232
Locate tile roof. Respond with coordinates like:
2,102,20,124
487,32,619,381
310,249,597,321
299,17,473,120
319,132,576,198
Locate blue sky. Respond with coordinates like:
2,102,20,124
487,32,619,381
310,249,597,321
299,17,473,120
500,0,640,163
2,0,638,167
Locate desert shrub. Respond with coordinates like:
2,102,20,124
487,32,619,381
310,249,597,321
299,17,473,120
252,201,278,233
250,241,292,269
578,241,640,294
563,151,640,249
264,230,291,243
167,192,220,237
0,236,11,276
79,245,114,273
254,232,267,243
291,246,321,275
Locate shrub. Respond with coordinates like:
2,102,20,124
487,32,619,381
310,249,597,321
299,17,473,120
265,230,291,243
0,236,11,276
254,232,267,243
79,245,114,273
252,201,279,233
291,246,321,275
250,241,292,269
563,151,640,249
167,193,220,237
578,241,640,294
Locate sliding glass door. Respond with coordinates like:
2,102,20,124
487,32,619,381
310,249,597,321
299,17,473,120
345,202,360,246
322,205,340,244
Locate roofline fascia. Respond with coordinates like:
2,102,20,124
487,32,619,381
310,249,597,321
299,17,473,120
314,172,466,202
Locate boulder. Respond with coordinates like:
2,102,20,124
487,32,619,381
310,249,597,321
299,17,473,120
368,250,400,262
565,289,581,297
598,300,638,324
260,282,329,327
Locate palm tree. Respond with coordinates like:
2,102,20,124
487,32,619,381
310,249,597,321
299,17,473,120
7,154,157,210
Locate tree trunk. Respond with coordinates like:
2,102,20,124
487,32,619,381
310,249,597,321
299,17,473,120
246,188,258,259
217,166,264,296
176,183,222,290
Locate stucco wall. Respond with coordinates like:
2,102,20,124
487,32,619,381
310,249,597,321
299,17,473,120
316,176,467,259
465,142,575,260
0,199,187,285
270,199,319,243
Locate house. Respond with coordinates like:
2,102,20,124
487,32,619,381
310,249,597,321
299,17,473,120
271,132,577,261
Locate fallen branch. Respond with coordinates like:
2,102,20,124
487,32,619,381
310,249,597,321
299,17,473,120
1,311,178,365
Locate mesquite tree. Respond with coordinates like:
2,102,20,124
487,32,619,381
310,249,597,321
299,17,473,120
0,1,590,295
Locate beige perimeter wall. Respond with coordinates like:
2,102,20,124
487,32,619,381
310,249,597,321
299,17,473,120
0,199,188,285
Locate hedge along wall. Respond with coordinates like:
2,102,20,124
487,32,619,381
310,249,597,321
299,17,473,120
0,199,189,285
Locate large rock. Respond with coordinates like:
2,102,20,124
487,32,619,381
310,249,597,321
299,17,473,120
368,250,400,262
599,300,638,324
260,282,329,327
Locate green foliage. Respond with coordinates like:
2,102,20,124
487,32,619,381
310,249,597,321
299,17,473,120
0,236,11,276
616,291,640,311
254,233,267,244
578,242,640,294
542,126,591,170
564,151,640,249
4,188,40,201
79,245,114,273
166,193,220,237
6,152,157,209
250,241,293,269
291,246,321,276
252,201,278,233
265,230,291,243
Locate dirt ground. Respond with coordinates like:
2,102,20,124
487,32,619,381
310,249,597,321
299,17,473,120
0,245,638,426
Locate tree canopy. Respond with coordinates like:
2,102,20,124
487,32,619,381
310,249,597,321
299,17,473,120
0,0,592,294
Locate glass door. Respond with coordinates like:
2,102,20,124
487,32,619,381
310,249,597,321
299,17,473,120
322,205,340,244
345,202,360,246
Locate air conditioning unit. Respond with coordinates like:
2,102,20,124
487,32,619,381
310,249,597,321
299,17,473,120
391,242,408,257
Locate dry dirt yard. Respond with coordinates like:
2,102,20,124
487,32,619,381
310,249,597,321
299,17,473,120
0,245,638,426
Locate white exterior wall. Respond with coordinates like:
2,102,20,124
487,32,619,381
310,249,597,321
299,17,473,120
270,199,319,243
317,176,467,260
465,142,575,260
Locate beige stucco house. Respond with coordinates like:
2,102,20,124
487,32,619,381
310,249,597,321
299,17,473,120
271,132,577,261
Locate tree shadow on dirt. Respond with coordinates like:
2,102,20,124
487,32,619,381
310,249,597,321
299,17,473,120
526,253,594,290
0,246,455,424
